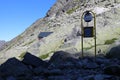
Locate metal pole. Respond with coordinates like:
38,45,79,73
94,13,97,58
90,11,97,58
81,13,84,58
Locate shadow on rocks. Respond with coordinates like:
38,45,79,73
0,58,32,78
22,52,48,68
48,51,80,69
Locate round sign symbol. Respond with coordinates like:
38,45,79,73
84,11,93,22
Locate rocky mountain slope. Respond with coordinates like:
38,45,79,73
0,40,6,50
0,0,120,63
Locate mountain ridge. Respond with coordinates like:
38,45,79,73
0,40,6,50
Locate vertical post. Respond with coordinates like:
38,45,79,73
90,11,97,58
94,13,96,58
81,13,84,58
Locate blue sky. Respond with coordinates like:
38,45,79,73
0,0,56,41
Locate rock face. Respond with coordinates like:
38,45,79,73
0,52,120,80
0,40,6,50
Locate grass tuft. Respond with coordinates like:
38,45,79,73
23,39,35,46
19,51,26,59
39,53,49,59
39,51,54,59
104,38,117,45
66,6,79,14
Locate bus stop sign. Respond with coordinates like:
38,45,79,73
84,11,93,22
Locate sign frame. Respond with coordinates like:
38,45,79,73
81,11,96,58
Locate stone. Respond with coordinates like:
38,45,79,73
22,52,48,67
32,76,45,80
77,77,84,80
43,69,63,76
47,63,57,70
96,57,110,64
47,76,71,80
0,77,4,80
33,66,45,75
104,65,120,76
57,62,75,69
0,58,31,77
83,62,99,69
82,58,99,69
49,51,76,65
106,45,120,58
94,74,104,80
74,61,83,69
6,76,16,80
83,75,94,80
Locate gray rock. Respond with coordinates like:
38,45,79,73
83,75,94,80
74,61,83,69
49,51,77,65
82,58,99,69
77,77,84,80
96,57,110,64
0,77,4,80
32,76,45,80
104,65,120,76
83,62,99,69
6,76,16,80
46,0,77,18
57,62,75,69
47,63,57,70
33,66,45,75
22,52,48,67
0,40,6,51
94,74,104,80
0,58,31,77
47,76,71,80
43,69,63,76
106,45,120,58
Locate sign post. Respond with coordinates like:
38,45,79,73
81,11,96,58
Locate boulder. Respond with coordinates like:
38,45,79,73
94,74,104,80
6,76,16,80
32,76,45,80
49,51,77,65
47,76,71,80
0,77,4,80
106,45,120,58
43,69,63,76
0,58,31,77
81,57,99,69
104,65,120,76
77,77,84,80
33,66,45,75
22,52,48,67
